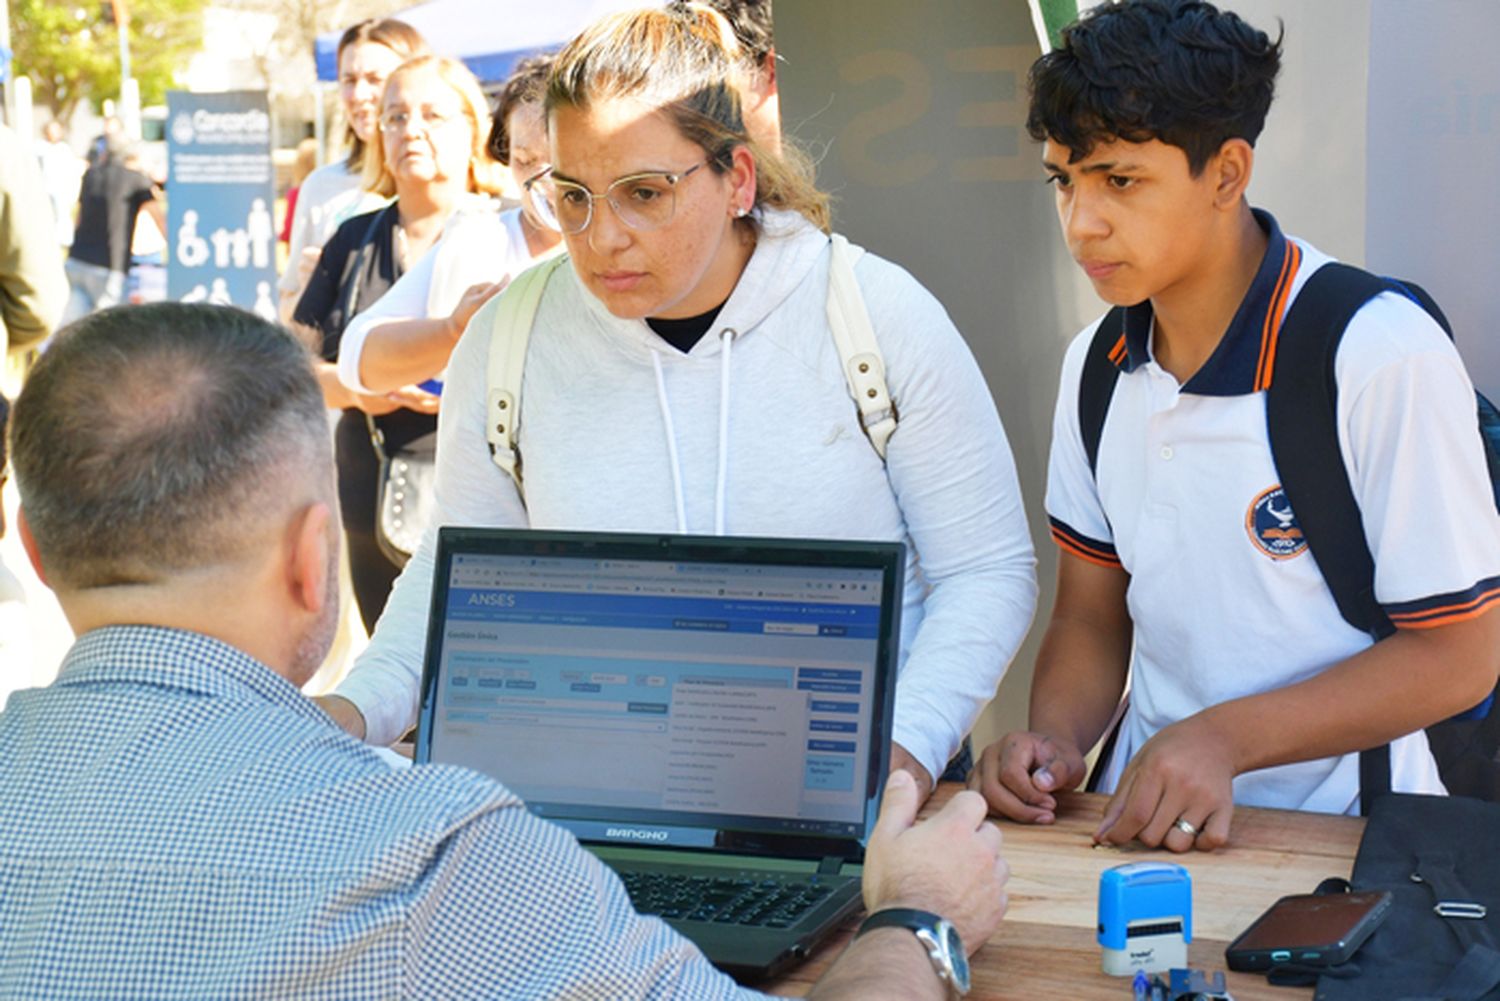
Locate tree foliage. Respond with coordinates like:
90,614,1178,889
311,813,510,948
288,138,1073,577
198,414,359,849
11,0,208,122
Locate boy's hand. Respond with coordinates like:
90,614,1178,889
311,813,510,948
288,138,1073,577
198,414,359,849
968,732,1087,825
1094,715,1234,852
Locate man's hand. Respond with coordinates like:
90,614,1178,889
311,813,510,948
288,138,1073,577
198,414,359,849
446,280,509,342
1094,714,1234,852
863,770,1008,952
889,742,935,803
969,731,1087,825
313,694,367,741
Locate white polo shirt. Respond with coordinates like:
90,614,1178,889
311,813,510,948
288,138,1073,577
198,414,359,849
1046,210,1500,815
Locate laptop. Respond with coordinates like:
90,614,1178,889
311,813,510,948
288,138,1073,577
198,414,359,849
414,528,905,981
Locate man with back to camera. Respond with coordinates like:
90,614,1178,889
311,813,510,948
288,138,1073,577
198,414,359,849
971,0,1500,850
0,302,1006,998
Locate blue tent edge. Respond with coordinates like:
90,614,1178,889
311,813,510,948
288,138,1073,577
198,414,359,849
315,44,539,87
311,0,651,83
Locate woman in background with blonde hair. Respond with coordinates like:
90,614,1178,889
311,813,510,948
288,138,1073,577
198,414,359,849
335,54,565,397
294,54,502,632
326,6,1037,805
278,18,429,326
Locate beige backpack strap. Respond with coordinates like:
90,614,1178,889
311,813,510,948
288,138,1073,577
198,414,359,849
826,234,897,459
486,255,569,485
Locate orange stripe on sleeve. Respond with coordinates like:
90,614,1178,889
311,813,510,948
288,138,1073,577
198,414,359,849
1050,526,1122,568
1390,585,1500,629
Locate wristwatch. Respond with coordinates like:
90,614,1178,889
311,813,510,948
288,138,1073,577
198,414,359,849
856,907,971,996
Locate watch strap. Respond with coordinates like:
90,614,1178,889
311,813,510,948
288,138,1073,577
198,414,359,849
856,908,968,996
857,907,946,938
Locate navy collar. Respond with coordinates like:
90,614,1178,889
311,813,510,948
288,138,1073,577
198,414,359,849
1113,209,1303,396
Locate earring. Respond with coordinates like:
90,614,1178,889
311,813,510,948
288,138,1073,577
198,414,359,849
735,205,749,218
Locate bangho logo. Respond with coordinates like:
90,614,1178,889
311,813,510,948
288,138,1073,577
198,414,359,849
605,827,671,842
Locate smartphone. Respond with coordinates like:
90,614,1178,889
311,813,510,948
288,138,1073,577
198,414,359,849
1225,890,1393,971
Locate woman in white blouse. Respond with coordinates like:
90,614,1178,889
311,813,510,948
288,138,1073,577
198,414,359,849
336,55,564,398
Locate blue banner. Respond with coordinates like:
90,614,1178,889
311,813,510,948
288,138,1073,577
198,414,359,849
165,91,277,317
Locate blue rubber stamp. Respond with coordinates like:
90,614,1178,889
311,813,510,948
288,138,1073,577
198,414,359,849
1098,861,1192,976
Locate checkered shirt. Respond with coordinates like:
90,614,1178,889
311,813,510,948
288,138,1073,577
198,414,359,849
0,626,765,999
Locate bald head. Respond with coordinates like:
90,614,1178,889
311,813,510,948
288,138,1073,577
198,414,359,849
11,304,330,591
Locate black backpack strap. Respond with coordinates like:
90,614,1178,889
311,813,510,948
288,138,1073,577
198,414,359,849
1266,263,1396,642
1268,262,1410,814
1079,307,1128,475
1358,745,1392,816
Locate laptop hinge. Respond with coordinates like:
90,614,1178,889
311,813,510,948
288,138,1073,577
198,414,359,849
818,856,844,876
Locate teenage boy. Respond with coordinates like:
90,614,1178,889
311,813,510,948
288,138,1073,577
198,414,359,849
972,0,1500,851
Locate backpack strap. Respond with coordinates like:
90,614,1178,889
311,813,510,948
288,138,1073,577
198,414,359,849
1267,261,1424,815
484,241,893,490
1079,308,1128,475
826,234,897,459
1265,262,1395,642
486,255,570,486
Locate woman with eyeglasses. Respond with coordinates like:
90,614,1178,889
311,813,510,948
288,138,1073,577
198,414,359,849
321,7,1037,802
293,55,502,632
334,55,564,398
278,18,428,329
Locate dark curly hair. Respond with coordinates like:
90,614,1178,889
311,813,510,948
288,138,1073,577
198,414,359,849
1028,0,1282,174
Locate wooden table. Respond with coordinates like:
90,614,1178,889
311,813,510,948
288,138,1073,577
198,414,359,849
767,786,1365,999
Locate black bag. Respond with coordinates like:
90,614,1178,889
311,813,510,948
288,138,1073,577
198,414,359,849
1316,794,1500,1001
337,207,438,567
368,418,436,567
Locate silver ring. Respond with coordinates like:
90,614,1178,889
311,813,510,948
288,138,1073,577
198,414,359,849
1173,817,1199,838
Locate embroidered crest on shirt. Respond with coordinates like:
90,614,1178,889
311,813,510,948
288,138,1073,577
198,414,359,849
1246,485,1307,560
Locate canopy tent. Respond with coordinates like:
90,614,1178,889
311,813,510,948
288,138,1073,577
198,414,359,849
314,0,654,84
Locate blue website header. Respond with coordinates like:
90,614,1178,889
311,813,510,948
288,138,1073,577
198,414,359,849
446,587,881,638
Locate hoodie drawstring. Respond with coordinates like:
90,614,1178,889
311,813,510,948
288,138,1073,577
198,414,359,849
714,328,736,535
650,348,689,534
650,329,736,536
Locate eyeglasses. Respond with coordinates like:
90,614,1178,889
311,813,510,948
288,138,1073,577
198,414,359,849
378,108,464,136
524,162,708,235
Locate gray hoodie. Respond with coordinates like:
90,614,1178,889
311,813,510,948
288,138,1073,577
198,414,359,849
338,210,1037,779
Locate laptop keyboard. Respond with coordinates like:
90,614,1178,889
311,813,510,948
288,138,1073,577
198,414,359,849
618,870,849,928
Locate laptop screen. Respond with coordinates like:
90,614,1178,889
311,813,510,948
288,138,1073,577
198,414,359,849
416,530,903,850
